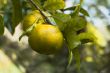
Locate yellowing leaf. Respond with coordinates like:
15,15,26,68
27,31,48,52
87,22,107,47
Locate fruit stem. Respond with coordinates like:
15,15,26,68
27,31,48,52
28,0,52,24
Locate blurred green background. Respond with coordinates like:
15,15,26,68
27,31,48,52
0,0,110,73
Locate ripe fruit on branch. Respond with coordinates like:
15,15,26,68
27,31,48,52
22,10,44,31
28,24,64,55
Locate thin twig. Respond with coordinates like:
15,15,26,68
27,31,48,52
28,0,52,24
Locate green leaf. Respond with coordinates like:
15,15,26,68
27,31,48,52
72,47,80,71
11,0,22,34
80,8,89,16
77,32,95,44
52,13,71,31
63,16,87,50
64,6,89,16
65,16,87,32
67,50,73,68
64,6,76,11
65,31,81,50
63,16,86,50
0,15,4,36
43,0,65,11
53,13,71,23
71,4,81,17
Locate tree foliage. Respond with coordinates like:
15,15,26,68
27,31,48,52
0,0,107,71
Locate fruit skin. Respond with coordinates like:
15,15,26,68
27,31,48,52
22,10,44,31
28,24,64,55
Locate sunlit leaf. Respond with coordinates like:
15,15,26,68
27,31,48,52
0,15,4,36
52,13,71,31
43,0,65,11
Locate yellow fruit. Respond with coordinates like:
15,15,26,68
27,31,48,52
22,10,44,31
28,24,64,55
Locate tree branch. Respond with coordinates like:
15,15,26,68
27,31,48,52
28,0,52,24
